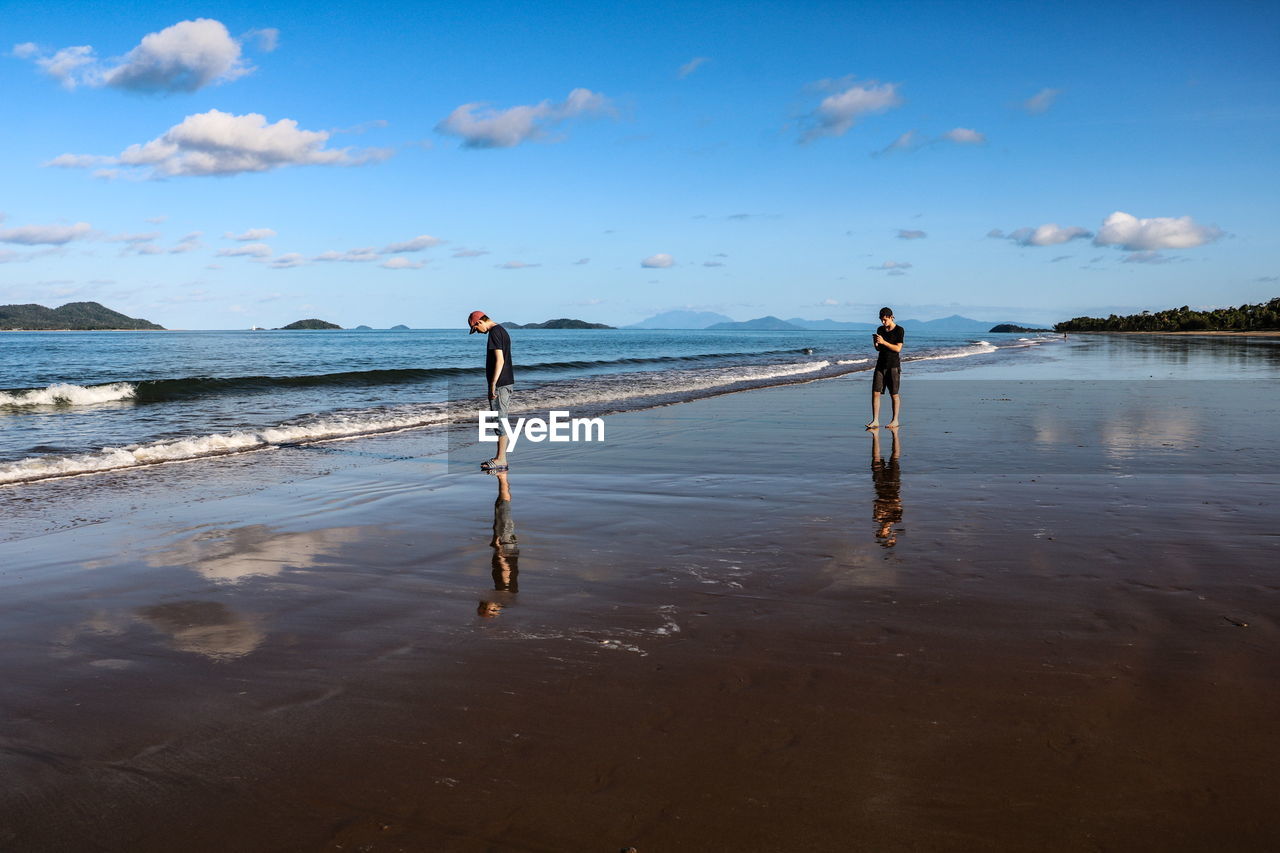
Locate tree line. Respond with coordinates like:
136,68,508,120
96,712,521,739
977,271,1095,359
1055,297,1280,332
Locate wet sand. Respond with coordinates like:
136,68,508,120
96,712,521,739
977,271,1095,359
2,355,1278,850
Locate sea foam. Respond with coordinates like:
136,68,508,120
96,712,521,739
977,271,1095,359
0,382,137,407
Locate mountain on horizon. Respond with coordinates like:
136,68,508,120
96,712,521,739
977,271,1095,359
705,316,802,331
787,314,1036,333
625,310,735,329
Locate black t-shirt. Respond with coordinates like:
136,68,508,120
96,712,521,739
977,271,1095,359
486,324,515,387
874,324,905,369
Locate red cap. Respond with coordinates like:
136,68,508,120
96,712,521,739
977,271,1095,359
467,310,486,333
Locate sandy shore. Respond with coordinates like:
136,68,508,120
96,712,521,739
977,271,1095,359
1076,330,1280,337
2,360,1278,850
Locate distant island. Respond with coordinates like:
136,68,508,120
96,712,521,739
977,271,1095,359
277,319,342,330
390,324,411,330
989,324,1051,333
1056,299,1280,333
706,316,802,331
353,325,373,330
506,318,615,329
0,301,164,331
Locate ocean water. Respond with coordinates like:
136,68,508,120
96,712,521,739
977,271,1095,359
0,327,1058,485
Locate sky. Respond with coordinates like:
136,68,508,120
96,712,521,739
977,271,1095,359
1,0,1277,329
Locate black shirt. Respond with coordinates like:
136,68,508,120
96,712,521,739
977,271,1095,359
874,324,905,369
486,324,515,387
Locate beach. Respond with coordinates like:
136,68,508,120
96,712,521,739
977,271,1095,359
2,336,1278,851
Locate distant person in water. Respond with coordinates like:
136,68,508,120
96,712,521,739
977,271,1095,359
867,307,904,429
467,310,514,470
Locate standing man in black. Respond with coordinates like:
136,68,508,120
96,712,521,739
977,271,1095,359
467,310,514,469
867,306,904,429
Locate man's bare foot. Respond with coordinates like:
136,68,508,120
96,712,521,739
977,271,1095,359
866,421,880,429
885,421,899,428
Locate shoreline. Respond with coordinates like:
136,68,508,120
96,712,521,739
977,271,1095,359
1067,329,1280,337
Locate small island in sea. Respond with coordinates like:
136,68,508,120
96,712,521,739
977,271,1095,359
390,324,411,330
0,301,164,331
1056,298,1280,333
277,319,342,330
506,318,615,329
989,324,1051,333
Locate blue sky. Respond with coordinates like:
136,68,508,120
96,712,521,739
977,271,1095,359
2,0,1277,328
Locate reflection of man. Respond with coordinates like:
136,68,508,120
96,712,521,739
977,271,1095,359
870,427,903,548
478,469,519,618
467,309,514,471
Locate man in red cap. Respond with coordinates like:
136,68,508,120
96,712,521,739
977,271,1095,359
467,310,514,469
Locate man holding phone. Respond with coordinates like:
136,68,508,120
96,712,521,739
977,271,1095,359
868,306,904,429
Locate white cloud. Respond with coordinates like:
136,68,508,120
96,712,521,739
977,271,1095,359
315,247,379,263
497,261,540,269
1121,251,1177,264
268,253,306,269
109,231,161,244
870,260,912,270
104,19,247,92
678,57,709,78
35,45,97,89
821,298,839,306
451,248,489,258
145,215,169,224
998,223,1093,247
876,127,984,156
1021,88,1061,114
1093,211,1223,251
641,253,675,268
0,221,92,245
897,229,927,239
170,232,204,253
243,28,279,53
225,228,276,241
703,261,725,267
574,257,590,265
436,88,614,148
383,234,442,253
15,19,259,93
215,242,272,258
381,257,425,270
942,127,986,145
53,110,392,178
801,80,902,143
880,132,920,153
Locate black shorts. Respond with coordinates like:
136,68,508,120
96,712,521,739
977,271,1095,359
872,367,900,394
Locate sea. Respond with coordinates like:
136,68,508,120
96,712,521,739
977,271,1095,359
1,328,1060,486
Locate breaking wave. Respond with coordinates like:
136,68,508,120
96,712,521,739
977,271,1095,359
0,382,137,407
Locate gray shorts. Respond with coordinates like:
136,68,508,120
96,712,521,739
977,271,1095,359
489,384,513,423
872,368,900,395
